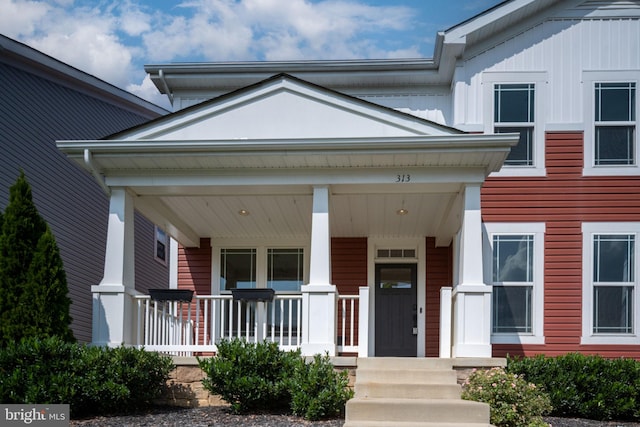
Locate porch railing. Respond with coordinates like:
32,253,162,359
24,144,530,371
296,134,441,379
132,290,366,356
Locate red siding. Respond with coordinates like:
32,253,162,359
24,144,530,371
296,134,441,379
332,238,367,353
484,132,640,358
178,238,212,296
425,237,452,357
178,238,212,349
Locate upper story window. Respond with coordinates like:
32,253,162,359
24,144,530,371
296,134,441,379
483,222,545,344
594,82,636,166
582,223,640,345
494,83,535,166
483,72,546,177
584,71,639,176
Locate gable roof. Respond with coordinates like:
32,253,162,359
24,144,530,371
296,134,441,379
109,73,461,141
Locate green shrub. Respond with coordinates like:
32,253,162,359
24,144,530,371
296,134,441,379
289,353,354,420
507,353,640,421
198,338,301,414
0,336,174,418
462,367,552,427
0,172,74,346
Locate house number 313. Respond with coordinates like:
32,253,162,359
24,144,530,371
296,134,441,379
396,174,411,183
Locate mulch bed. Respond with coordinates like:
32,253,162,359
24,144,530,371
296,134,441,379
69,406,640,427
69,406,345,427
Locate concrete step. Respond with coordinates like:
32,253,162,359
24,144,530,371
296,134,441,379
354,382,461,399
356,357,454,371
345,398,490,424
343,421,494,427
355,367,458,385
344,422,493,427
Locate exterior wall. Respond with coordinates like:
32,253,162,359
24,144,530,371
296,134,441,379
178,238,212,296
0,58,167,342
425,237,452,357
453,16,640,128
331,237,367,353
483,132,640,358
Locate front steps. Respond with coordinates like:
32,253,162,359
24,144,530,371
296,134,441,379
344,358,493,427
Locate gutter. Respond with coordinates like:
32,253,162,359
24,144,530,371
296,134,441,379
158,69,174,106
84,148,111,195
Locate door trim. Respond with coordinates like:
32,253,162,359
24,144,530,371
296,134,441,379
367,237,426,357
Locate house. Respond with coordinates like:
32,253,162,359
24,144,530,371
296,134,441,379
0,35,170,342
58,0,640,359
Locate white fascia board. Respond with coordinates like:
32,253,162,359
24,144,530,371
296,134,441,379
443,0,539,44
58,134,517,155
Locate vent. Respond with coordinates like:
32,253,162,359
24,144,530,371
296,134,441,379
376,248,417,259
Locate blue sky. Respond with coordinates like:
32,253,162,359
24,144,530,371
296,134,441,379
1,0,503,107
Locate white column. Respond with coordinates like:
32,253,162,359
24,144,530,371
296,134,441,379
358,286,370,358
92,187,137,347
301,186,337,356
451,184,492,358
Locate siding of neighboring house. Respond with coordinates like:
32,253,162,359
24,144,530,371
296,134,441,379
483,132,640,358
0,48,168,342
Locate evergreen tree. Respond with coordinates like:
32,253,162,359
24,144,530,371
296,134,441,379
0,171,74,346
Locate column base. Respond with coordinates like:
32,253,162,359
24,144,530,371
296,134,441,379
300,284,337,356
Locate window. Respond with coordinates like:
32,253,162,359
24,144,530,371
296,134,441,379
483,223,545,344
267,248,304,291
492,235,533,333
482,72,546,176
594,83,636,166
582,223,639,344
584,72,639,175
220,249,256,290
154,226,168,265
494,84,535,166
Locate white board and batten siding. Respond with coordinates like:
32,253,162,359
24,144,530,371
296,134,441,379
454,3,640,129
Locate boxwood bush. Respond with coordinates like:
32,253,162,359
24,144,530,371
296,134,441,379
507,353,640,421
198,338,353,420
0,336,174,418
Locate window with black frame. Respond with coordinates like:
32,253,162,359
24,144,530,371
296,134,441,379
594,82,636,166
494,83,535,166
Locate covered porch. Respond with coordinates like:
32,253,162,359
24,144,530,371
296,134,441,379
57,74,517,358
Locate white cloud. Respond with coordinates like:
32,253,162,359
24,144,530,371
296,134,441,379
1,0,425,107
127,74,170,109
0,0,51,38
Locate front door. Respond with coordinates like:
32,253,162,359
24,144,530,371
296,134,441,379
374,263,418,356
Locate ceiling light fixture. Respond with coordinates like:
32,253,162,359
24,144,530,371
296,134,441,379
396,208,409,215
238,209,250,216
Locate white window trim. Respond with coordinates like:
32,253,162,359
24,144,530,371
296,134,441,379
581,222,640,345
483,222,545,345
483,72,547,177
212,239,310,295
583,71,639,176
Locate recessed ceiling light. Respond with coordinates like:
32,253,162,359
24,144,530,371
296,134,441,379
396,208,409,215
238,209,250,216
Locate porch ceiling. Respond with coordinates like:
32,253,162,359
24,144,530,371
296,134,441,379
131,183,463,245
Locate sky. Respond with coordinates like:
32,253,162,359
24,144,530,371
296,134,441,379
1,0,504,109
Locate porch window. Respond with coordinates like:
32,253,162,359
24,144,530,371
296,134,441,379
220,248,257,290
484,222,545,344
494,83,535,166
581,223,640,345
267,248,304,291
594,83,636,166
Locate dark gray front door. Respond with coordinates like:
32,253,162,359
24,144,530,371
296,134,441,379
374,263,418,357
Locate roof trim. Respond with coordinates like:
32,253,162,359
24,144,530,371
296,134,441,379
0,34,168,116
